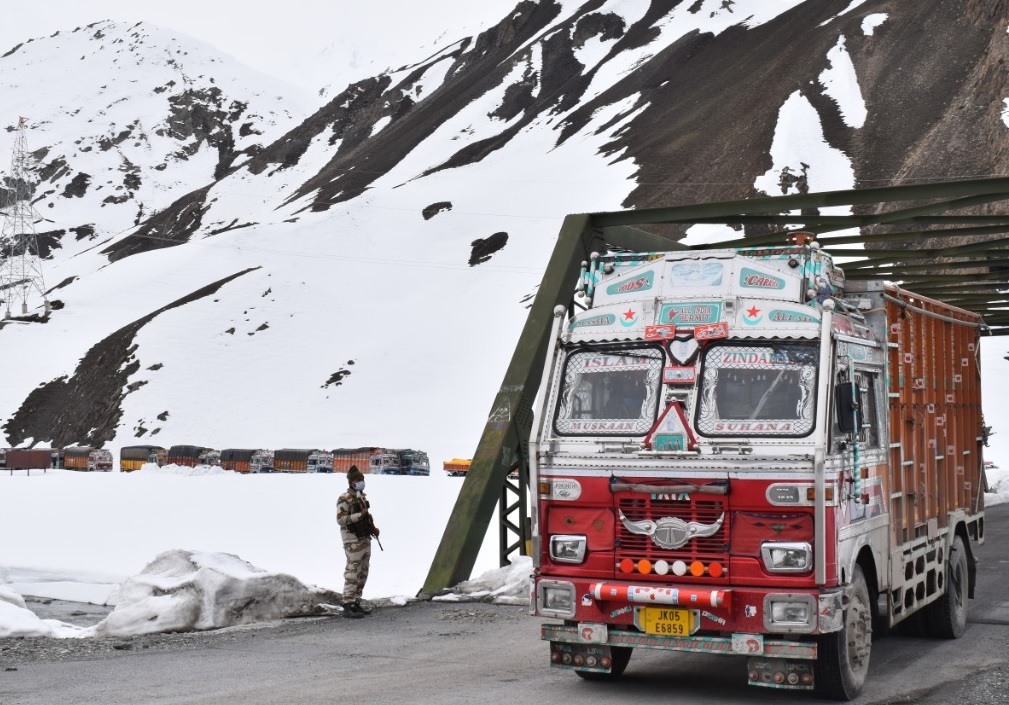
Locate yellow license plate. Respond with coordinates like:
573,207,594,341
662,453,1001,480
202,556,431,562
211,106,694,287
640,607,695,636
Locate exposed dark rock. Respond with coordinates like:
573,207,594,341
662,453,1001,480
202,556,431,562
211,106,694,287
156,88,248,180
573,12,625,46
469,232,508,266
2,268,259,448
38,157,69,183
422,201,453,220
102,184,213,262
33,229,64,259
46,277,76,294
62,172,90,198
71,224,96,240
98,126,134,152
249,1,563,210
323,361,355,389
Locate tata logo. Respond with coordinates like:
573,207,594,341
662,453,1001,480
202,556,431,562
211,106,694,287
739,267,785,290
607,271,654,295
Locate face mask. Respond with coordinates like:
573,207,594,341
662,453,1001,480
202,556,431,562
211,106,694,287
353,480,366,492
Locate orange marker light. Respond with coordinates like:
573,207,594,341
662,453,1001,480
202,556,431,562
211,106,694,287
637,559,652,574
689,561,705,577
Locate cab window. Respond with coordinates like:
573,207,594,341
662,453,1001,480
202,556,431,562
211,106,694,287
554,346,663,436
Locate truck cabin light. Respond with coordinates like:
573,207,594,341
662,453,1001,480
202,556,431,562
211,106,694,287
537,580,576,619
806,486,834,502
761,542,813,573
549,535,587,564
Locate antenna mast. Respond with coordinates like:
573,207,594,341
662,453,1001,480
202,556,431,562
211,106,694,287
1,116,49,319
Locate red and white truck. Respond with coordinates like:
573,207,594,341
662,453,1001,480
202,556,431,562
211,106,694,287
62,447,114,471
529,237,986,699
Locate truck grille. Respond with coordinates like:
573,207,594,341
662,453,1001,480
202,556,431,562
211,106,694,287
616,495,729,582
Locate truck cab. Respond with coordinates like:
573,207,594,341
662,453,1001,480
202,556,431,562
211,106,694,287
530,239,984,699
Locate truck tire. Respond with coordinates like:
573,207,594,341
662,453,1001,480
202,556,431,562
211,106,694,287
815,565,872,700
926,535,969,639
574,646,632,680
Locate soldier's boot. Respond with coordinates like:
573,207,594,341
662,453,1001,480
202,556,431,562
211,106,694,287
342,602,365,618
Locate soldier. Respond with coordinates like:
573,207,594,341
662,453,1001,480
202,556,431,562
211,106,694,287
336,465,379,618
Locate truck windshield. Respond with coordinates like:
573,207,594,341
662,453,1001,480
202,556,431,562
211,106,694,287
696,342,817,437
554,346,663,435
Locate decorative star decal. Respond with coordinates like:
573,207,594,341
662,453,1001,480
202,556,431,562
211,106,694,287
623,309,636,321
746,306,761,318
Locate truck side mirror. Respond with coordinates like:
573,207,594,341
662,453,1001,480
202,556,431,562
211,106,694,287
835,383,862,434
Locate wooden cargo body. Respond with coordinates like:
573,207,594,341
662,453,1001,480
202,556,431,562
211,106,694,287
62,447,113,471
881,284,985,544
220,448,256,473
332,447,379,474
273,449,333,473
166,445,213,467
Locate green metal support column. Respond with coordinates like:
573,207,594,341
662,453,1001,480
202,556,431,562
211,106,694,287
421,214,599,593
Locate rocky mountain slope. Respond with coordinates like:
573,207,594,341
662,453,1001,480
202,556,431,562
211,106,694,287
1,0,1007,461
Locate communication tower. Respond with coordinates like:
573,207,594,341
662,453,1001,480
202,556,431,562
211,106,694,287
0,116,49,319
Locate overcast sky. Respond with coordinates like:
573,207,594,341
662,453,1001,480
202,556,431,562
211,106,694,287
5,1,520,92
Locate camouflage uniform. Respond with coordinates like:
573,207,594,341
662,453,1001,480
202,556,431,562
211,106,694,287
336,487,375,612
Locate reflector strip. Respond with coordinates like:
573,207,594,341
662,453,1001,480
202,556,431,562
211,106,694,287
590,582,728,607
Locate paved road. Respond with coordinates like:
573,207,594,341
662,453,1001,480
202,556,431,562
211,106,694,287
3,505,1009,705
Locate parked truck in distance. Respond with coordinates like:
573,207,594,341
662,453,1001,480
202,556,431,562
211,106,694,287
166,445,219,468
62,447,114,471
119,445,167,472
272,448,334,473
530,236,986,699
370,448,430,475
443,458,472,476
332,447,380,474
219,448,274,473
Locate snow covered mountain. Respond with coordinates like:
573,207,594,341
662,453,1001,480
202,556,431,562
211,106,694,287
1,0,1006,471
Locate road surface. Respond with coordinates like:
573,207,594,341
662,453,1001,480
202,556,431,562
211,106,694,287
3,504,1008,705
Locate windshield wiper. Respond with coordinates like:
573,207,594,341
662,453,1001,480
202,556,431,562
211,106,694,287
750,370,785,419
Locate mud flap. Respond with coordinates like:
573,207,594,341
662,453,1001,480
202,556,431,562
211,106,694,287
747,657,815,690
549,642,618,672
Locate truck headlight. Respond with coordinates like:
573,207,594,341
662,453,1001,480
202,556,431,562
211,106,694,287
760,542,812,573
549,535,587,564
537,580,576,618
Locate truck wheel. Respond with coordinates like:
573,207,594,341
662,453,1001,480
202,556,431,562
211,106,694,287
574,646,632,680
926,535,969,639
815,565,872,701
